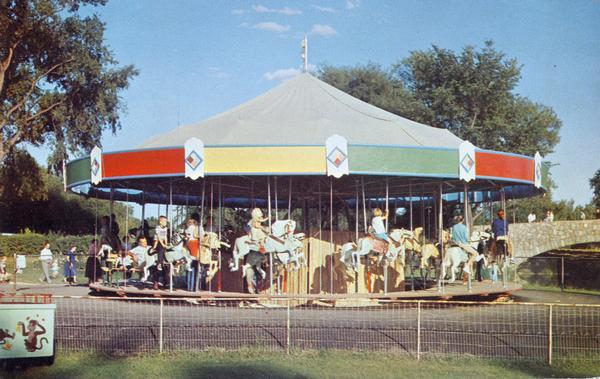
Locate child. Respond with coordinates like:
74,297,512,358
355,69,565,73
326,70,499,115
116,250,133,280
50,259,59,279
150,215,170,289
0,255,10,283
248,208,270,252
371,208,389,241
490,260,499,283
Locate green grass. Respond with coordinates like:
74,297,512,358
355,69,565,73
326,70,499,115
522,283,600,296
3,350,600,379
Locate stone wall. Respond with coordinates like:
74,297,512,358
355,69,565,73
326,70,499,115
475,219,600,257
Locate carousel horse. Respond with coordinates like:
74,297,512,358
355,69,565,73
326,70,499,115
442,230,491,283
230,219,306,273
137,231,197,282
339,229,409,272
199,231,231,283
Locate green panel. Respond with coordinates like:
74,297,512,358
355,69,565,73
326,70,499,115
66,157,91,186
348,146,458,176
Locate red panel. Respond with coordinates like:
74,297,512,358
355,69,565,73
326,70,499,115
103,148,184,178
475,151,534,182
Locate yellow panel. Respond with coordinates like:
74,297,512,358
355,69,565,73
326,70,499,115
205,146,326,174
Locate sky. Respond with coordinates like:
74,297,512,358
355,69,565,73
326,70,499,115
28,0,600,206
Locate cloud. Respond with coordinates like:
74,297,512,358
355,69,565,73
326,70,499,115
263,68,301,81
252,4,302,15
346,0,360,10
312,5,336,13
208,67,229,79
263,64,317,81
253,22,290,33
231,9,244,15
310,24,338,37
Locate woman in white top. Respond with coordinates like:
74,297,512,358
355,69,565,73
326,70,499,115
39,242,53,283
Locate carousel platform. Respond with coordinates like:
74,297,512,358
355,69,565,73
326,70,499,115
89,280,522,301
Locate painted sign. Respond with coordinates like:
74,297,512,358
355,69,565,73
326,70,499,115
184,138,205,180
534,151,542,188
90,146,102,185
326,135,349,178
459,141,476,182
0,304,55,359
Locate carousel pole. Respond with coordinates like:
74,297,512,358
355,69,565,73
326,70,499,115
196,180,206,292
318,180,323,294
355,181,359,294
329,177,334,294
361,177,370,292
209,182,214,292
109,186,114,235
169,180,173,293
438,183,444,295
217,179,222,292
274,176,279,221
384,178,389,295
94,191,99,284
464,183,472,292
288,177,292,219
267,176,273,295
409,182,413,231
501,188,508,288
124,188,129,288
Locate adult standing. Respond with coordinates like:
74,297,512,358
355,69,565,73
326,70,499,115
64,245,77,285
492,209,510,259
38,242,53,283
85,239,103,284
185,218,202,291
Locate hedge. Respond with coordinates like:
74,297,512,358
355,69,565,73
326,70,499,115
0,232,94,256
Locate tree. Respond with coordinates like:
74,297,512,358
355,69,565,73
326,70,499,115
590,169,600,209
0,0,138,169
395,41,561,156
319,41,562,156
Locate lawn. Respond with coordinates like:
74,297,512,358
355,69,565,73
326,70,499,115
2,350,600,379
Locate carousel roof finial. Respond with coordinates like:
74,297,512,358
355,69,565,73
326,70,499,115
301,35,308,73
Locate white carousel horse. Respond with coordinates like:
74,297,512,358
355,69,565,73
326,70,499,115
339,229,410,272
441,231,491,283
137,232,196,282
230,219,305,273
199,231,231,283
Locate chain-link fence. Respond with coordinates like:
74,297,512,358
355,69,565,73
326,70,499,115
51,296,600,363
515,256,600,293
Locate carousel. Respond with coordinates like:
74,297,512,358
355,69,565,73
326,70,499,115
64,71,546,300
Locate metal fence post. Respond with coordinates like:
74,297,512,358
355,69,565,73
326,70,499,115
417,301,421,360
286,298,291,355
548,304,553,365
560,257,565,292
159,299,164,354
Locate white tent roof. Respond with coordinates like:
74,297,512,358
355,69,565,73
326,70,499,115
139,73,464,148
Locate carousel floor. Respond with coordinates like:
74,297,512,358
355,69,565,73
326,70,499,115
89,280,522,301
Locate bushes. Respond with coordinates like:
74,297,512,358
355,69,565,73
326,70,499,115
0,232,94,256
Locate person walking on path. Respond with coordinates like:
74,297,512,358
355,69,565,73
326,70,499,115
64,245,77,285
39,242,53,283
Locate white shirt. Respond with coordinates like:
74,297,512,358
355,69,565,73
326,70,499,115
527,213,536,223
117,256,133,267
372,216,386,234
40,248,53,261
129,246,149,263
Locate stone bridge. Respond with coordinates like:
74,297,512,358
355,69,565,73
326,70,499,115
497,219,600,258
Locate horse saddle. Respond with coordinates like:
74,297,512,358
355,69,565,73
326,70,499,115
371,238,388,254
268,234,285,245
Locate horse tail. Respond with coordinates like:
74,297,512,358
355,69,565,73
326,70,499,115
37,337,48,350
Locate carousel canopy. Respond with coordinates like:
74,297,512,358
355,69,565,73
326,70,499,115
139,73,463,148
65,72,547,205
